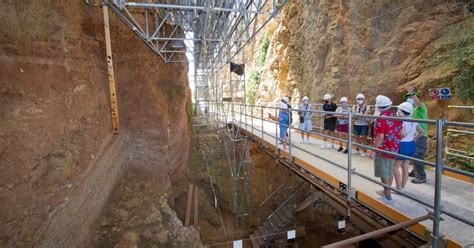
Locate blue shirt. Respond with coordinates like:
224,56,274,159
279,112,289,128
336,106,350,125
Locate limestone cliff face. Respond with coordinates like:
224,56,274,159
248,0,472,121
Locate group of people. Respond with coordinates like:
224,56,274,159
268,86,429,205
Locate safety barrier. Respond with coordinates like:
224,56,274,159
220,102,473,247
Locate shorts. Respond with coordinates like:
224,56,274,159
354,125,369,136
300,120,313,132
374,154,394,179
323,121,336,131
336,124,349,133
279,127,288,140
396,141,416,161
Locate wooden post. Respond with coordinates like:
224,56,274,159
103,4,120,133
185,185,194,226
194,187,199,226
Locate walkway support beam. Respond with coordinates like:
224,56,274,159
322,214,431,248
432,119,445,247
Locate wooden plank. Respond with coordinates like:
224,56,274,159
249,234,260,248
443,170,474,184
102,5,120,133
194,187,199,226
295,157,341,188
446,238,464,248
356,191,426,237
185,185,193,226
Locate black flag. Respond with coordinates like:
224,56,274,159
230,62,245,76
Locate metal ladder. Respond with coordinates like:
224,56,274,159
250,182,310,247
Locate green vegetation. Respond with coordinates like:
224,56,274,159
246,33,270,104
450,22,474,103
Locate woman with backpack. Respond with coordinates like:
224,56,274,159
352,94,371,157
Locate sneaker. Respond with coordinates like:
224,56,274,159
411,178,426,184
359,151,367,157
337,147,344,152
320,143,327,149
382,196,394,205
306,139,311,144
408,170,416,177
343,149,349,154
300,140,305,144
326,143,333,149
352,149,359,155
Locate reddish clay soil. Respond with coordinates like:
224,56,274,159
0,1,191,246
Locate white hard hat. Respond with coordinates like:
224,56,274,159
282,97,289,103
278,102,288,110
303,96,309,101
323,94,332,100
375,95,392,107
398,102,414,115
340,97,348,102
356,93,365,99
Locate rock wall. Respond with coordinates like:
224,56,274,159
248,0,473,121
0,0,191,246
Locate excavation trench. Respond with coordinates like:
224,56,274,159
55,128,367,247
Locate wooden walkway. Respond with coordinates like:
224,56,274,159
235,116,473,246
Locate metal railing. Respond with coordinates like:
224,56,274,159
220,102,474,247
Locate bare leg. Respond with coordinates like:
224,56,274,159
381,177,393,199
339,132,344,147
341,133,348,148
355,135,361,151
401,160,409,189
394,160,402,190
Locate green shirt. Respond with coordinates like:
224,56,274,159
412,103,428,137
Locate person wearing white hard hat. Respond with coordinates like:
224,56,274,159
394,102,425,193
352,93,371,157
268,102,290,150
298,96,313,144
371,95,402,205
335,97,351,154
321,94,337,149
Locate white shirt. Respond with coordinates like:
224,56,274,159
401,121,418,142
352,104,371,126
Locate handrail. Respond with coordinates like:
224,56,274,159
448,128,474,135
259,184,285,208
448,105,474,109
266,181,307,221
217,101,474,242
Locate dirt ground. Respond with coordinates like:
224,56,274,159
93,170,202,247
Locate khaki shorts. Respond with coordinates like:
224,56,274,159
374,154,394,179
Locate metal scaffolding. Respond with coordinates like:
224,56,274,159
108,0,286,67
